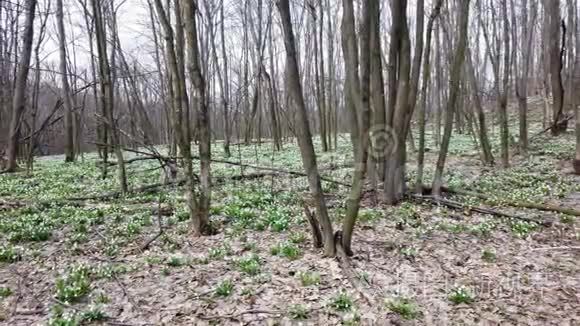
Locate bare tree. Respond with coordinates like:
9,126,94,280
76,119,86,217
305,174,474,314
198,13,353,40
383,0,411,204
544,0,565,134
465,46,494,165
277,0,335,256
5,0,38,172
340,0,372,255
432,0,471,196
514,0,538,155
416,0,444,193
57,0,76,162
181,0,212,235
479,0,511,168
91,0,127,192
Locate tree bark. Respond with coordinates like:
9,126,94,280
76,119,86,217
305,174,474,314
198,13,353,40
341,0,360,158
574,0,580,173
5,0,37,172
544,0,565,134
341,0,372,256
383,0,411,204
432,0,471,196
466,46,494,165
516,0,537,155
416,0,443,193
57,0,76,162
220,0,231,156
91,0,128,193
369,0,385,182
181,0,211,235
277,0,335,257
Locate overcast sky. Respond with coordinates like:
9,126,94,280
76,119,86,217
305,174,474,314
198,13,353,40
37,0,154,70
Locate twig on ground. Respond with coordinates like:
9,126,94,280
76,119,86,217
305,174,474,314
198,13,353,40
140,199,164,251
531,246,580,251
197,309,283,320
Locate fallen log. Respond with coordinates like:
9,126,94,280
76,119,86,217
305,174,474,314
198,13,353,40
412,194,552,226
439,186,580,217
65,168,348,202
0,199,26,210
103,146,351,187
67,179,186,201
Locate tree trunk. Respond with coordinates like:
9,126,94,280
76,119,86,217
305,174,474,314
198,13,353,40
499,0,511,168
432,0,471,196
369,0,385,181
383,0,411,204
416,0,443,193
5,0,37,172
574,0,580,173
341,0,372,255
57,0,75,162
220,0,231,156
466,46,494,165
277,0,335,257
181,0,211,236
318,0,328,152
341,0,360,157
91,0,127,193
544,0,565,134
516,0,537,156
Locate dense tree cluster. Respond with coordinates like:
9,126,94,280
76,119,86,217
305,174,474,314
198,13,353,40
0,0,578,249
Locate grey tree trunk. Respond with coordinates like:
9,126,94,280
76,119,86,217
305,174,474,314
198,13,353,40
341,0,372,256
432,0,471,196
416,0,443,193
544,0,565,134
220,0,231,156
57,0,76,162
91,0,127,193
369,0,385,182
574,0,580,173
181,0,211,235
341,0,360,157
277,0,335,257
383,0,411,204
515,0,537,156
466,46,494,165
5,0,37,172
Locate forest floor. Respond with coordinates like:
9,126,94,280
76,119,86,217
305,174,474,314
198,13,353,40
1,100,579,325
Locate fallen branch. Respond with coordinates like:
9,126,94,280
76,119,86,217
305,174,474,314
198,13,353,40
529,114,573,140
439,186,580,217
197,309,283,320
20,82,97,143
412,194,551,226
104,147,350,187
66,172,296,202
67,179,186,201
531,246,580,251
102,156,165,166
0,199,26,210
193,157,350,187
140,199,164,251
